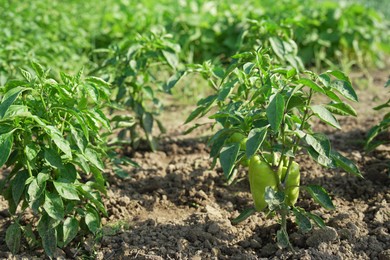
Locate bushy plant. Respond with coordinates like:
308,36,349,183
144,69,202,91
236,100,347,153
0,63,111,256
94,29,183,151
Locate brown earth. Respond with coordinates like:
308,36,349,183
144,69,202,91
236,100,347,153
0,70,389,259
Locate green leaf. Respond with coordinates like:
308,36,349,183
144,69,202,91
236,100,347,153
0,132,13,167
292,208,312,232
366,119,390,149
269,37,285,59
231,208,256,225
53,181,80,201
209,134,228,159
324,89,342,102
45,126,72,158
304,133,331,157
63,217,79,247
373,101,390,111
0,88,23,119
5,186,17,215
327,70,349,81
142,112,153,135
25,143,39,161
20,68,32,81
264,187,284,211
70,125,86,152
306,212,326,228
219,143,240,179
23,224,38,248
85,207,100,234
162,50,178,69
218,81,235,101
185,106,206,124
163,72,184,93
310,105,341,129
330,150,362,177
31,61,45,78
77,185,107,216
12,170,29,205
142,86,154,100
276,229,290,249
76,154,90,173
90,167,106,194
385,79,390,88
325,102,357,117
318,74,331,87
37,172,50,186
305,185,335,210
43,191,64,221
37,214,58,257
85,84,99,103
287,68,297,78
87,110,111,130
4,105,29,118
297,78,325,94
286,95,305,110
307,146,335,168
331,80,358,102
246,126,268,159
58,164,77,183
27,179,45,214
267,93,285,131
44,148,63,169
6,223,21,254
86,76,110,87
365,140,387,153
84,148,104,171
58,107,89,141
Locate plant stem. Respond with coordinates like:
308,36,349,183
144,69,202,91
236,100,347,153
280,207,294,251
282,88,313,185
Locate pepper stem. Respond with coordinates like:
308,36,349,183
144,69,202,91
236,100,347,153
280,207,294,251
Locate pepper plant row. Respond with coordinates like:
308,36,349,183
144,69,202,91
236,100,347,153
0,0,388,257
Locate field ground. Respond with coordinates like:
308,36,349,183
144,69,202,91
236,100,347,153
0,69,389,259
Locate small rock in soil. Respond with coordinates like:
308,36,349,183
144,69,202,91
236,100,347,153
306,227,339,247
239,240,251,248
290,232,306,247
207,223,220,234
118,196,131,206
379,249,390,260
177,238,189,251
250,238,262,249
196,190,209,200
53,248,66,258
204,205,223,219
260,243,278,257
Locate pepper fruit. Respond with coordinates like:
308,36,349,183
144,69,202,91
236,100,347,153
227,132,248,166
249,155,278,211
228,132,247,150
279,161,300,206
239,155,250,166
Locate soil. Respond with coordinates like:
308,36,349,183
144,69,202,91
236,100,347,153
0,70,389,259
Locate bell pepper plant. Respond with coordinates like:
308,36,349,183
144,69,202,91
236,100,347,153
186,48,362,248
